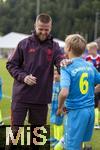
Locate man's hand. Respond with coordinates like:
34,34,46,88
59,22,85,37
24,74,37,86
60,59,72,67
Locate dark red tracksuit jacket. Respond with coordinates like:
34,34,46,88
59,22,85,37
6,32,64,104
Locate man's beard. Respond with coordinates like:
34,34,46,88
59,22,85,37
37,34,48,41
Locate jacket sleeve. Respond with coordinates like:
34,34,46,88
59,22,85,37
6,42,28,83
53,42,64,72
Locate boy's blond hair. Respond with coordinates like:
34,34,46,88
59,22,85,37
86,42,98,50
65,34,87,57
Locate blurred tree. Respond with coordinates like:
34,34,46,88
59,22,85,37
0,0,100,41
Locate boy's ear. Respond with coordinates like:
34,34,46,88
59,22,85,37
68,45,72,52
66,45,71,52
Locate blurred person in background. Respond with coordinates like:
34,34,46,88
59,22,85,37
86,42,100,128
50,67,64,148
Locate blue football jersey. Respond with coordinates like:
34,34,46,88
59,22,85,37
60,57,100,109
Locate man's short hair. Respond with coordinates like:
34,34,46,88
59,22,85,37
65,34,87,57
36,13,52,24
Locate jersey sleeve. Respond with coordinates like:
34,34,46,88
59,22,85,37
60,67,71,89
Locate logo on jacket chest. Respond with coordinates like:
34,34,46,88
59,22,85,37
28,48,36,53
46,49,53,62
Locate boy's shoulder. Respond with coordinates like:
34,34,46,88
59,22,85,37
61,58,94,72
66,58,85,68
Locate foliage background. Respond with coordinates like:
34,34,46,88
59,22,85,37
0,0,100,41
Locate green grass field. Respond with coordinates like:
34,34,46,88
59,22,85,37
0,58,13,125
0,58,100,150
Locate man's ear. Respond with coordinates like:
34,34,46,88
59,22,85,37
34,23,36,29
50,24,52,31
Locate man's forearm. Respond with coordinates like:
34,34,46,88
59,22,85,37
6,61,27,83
